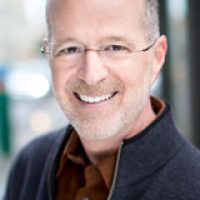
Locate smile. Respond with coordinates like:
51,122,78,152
74,91,118,104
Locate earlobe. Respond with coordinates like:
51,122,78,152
150,35,168,85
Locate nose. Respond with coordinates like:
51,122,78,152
77,51,109,85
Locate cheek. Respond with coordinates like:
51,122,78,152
51,68,69,95
51,69,63,90
112,60,153,98
113,65,148,89
50,61,76,92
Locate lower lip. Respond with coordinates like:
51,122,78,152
74,93,118,107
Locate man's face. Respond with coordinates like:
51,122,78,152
47,0,165,140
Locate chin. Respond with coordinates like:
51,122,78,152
69,119,117,141
69,111,133,141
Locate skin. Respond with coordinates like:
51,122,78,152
46,0,167,164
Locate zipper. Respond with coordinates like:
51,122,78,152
48,138,124,200
107,141,124,200
48,157,55,200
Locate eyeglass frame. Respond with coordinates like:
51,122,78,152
40,38,158,65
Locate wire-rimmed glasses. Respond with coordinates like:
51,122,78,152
41,39,157,66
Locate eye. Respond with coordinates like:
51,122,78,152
104,45,129,52
60,46,81,55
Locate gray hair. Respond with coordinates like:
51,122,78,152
143,0,160,41
45,0,51,40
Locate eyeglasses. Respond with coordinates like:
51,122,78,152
41,39,157,66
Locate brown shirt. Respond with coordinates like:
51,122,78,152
55,97,165,200
55,131,116,200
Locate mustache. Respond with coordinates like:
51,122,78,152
66,80,121,95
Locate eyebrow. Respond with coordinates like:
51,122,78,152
98,36,137,48
50,37,83,48
50,35,137,49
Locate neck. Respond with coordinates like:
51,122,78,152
80,99,156,164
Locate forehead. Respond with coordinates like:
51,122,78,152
48,0,146,43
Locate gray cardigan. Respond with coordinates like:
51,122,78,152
4,104,200,200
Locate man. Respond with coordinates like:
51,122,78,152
4,0,200,199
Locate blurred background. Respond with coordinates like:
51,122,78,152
1,0,200,198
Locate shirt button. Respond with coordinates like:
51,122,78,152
82,197,90,200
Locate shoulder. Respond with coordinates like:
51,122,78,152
153,141,200,199
167,140,200,177
14,125,72,168
17,126,69,158
171,140,200,183
4,126,72,200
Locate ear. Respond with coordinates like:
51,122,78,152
150,35,168,85
40,38,49,55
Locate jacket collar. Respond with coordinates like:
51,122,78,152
114,104,186,188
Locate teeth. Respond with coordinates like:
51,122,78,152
78,93,114,104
